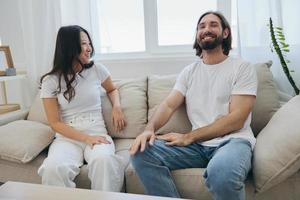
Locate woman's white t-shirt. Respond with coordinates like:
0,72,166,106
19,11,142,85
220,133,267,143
40,64,110,125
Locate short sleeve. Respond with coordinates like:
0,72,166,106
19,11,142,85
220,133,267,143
232,62,257,96
40,75,58,98
173,64,193,96
94,64,111,83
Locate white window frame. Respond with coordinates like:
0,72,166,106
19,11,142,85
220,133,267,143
90,0,233,61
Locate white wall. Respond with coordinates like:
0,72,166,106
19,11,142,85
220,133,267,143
0,0,29,108
101,56,198,79
0,0,27,71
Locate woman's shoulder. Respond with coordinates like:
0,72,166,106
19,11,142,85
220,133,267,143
41,73,59,85
93,63,109,72
92,63,111,78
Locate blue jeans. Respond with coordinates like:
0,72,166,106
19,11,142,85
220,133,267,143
131,138,252,200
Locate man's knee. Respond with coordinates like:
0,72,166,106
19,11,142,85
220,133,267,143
204,164,245,195
130,148,149,168
130,143,163,168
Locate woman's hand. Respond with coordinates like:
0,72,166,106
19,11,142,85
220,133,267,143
84,135,111,149
112,105,126,133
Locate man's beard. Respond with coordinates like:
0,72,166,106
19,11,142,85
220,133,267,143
198,34,223,50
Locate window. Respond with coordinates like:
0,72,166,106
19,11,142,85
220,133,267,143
94,0,145,53
90,0,235,59
157,0,217,46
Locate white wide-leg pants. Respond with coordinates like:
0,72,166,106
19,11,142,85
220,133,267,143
38,113,126,192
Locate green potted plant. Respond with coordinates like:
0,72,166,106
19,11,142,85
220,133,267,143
268,17,299,95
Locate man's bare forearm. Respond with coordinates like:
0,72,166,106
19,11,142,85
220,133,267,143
145,101,175,132
188,111,248,143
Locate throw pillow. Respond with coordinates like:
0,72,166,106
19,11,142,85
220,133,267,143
102,77,148,138
253,95,300,193
251,61,281,136
148,74,192,134
0,120,54,163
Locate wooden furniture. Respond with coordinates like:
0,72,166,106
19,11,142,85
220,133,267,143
0,181,185,200
0,103,20,114
0,74,26,114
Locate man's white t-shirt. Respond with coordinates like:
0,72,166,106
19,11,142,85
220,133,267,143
174,57,257,149
40,64,110,123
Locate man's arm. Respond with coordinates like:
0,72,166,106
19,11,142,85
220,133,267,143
129,90,185,154
147,90,185,133
158,95,256,146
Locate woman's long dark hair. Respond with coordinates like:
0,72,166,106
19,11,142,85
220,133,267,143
193,11,232,57
40,25,94,102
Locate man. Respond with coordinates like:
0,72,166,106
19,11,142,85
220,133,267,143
130,11,257,200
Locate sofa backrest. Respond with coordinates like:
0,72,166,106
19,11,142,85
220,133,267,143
101,77,148,138
27,92,49,125
27,61,281,138
148,74,192,134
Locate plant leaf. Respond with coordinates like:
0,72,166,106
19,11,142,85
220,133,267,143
283,44,289,48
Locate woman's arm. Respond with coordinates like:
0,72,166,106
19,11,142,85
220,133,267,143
101,76,126,132
42,98,110,148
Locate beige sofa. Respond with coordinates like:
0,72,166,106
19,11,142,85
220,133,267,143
1,62,300,200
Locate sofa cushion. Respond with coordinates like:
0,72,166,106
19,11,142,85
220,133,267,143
27,92,49,125
102,77,147,138
125,163,212,199
251,61,281,136
147,74,192,134
0,150,47,184
0,120,54,163
253,95,300,193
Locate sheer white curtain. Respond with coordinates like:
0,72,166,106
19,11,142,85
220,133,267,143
236,0,300,94
19,0,92,100
18,0,62,101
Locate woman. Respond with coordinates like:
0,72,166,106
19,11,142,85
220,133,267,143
38,25,126,192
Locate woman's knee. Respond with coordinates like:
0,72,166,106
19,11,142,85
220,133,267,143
39,161,75,177
89,153,122,169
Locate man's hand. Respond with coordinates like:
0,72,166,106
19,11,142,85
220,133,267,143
129,130,156,155
85,135,111,149
157,133,193,146
112,105,126,133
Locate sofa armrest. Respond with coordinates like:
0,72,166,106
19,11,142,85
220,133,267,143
0,109,29,126
277,90,293,106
